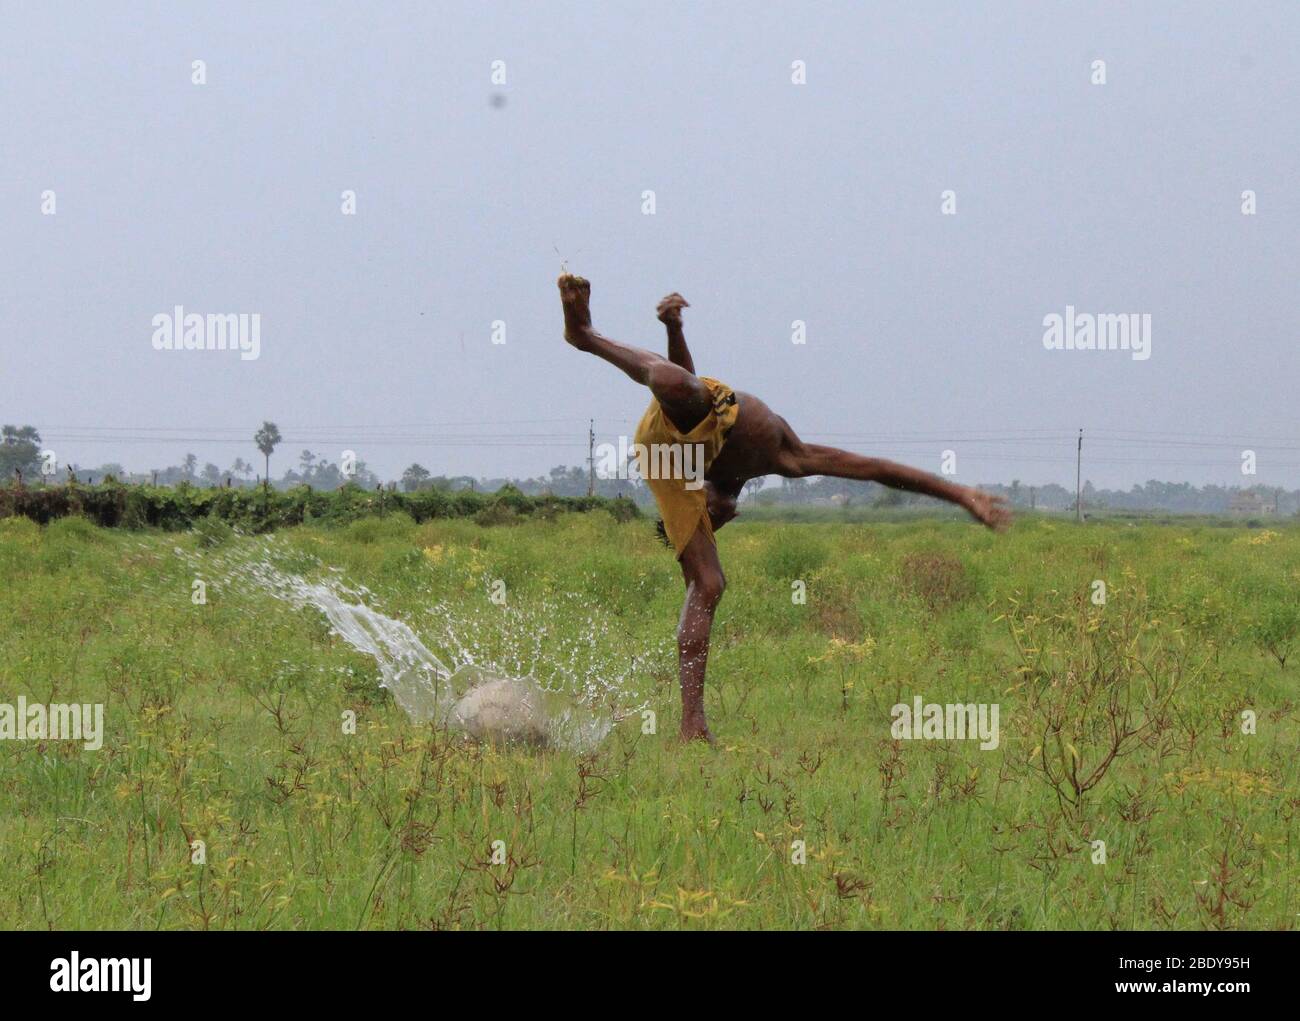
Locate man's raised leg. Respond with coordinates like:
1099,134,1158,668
657,292,694,373
559,274,712,433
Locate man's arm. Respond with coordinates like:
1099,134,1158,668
867,458,1011,530
657,292,694,374
866,458,967,503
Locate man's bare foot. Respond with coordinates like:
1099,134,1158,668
679,716,716,745
656,292,690,326
558,274,593,348
965,489,1012,532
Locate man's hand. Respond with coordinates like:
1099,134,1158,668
964,489,1012,531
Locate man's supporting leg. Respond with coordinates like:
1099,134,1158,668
559,275,712,433
676,527,726,743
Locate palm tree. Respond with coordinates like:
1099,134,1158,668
254,421,282,491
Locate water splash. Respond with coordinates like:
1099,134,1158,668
275,575,454,724
176,535,653,752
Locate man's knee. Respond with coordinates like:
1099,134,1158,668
706,487,738,530
692,566,726,606
647,360,706,406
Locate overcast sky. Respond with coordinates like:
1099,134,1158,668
3,2,1298,489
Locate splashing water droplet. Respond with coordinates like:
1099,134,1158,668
176,536,654,752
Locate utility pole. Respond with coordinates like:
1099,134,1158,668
1030,486,1036,511
1075,428,1084,523
587,418,595,497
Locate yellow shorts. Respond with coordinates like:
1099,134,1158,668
633,376,738,556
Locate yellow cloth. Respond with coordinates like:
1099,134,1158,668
633,376,738,556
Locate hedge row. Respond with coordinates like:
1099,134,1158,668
0,481,640,532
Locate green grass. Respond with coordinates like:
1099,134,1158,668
0,511,1296,929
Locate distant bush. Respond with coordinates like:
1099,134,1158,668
343,514,417,545
475,502,522,527
604,496,640,524
0,480,639,533
193,515,236,548
473,485,526,527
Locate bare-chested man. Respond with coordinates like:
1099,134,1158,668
558,274,1010,743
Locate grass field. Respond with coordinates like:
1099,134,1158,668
1,510,1296,930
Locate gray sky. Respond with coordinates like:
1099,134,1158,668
3,1,1298,489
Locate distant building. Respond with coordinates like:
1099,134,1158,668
1229,488,1276,516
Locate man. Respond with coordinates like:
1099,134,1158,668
558,274,1010,743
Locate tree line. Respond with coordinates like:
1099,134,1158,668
3,421,1295,516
